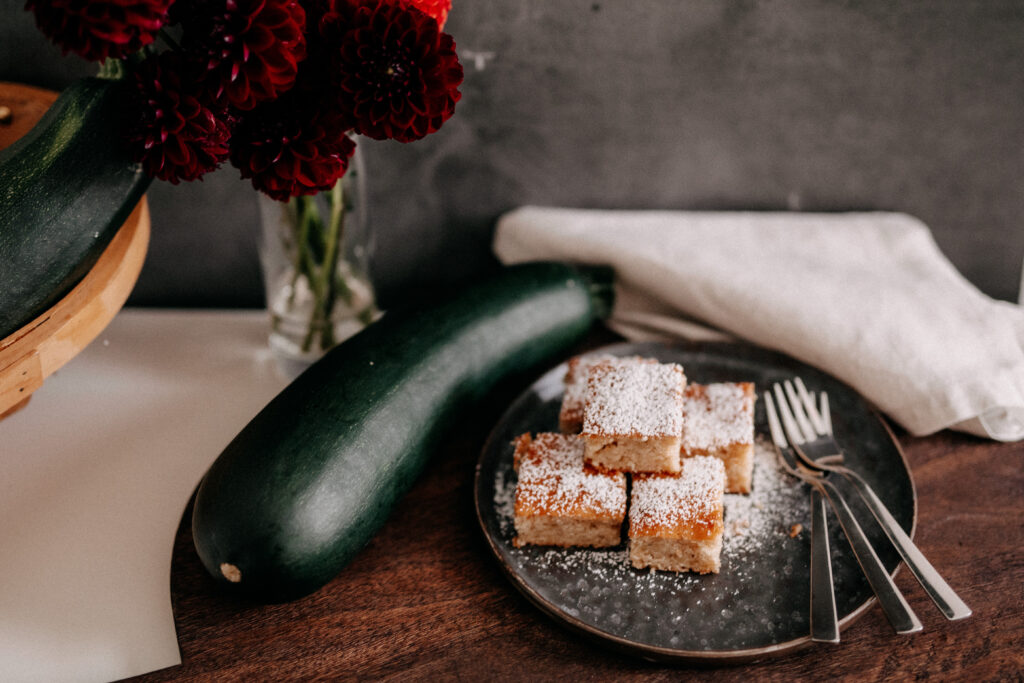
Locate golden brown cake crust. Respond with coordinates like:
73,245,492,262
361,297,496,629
629,457,726,540
580,359,686,473
681,382,756,494
628,456,726,574
513,432,627,548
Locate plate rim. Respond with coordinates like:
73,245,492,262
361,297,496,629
473,339,917,664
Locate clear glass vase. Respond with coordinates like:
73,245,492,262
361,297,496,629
257,148,378,375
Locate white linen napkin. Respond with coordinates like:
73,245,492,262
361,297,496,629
494,207,1024,441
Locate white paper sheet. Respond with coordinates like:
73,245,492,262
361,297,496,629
0,309,289,682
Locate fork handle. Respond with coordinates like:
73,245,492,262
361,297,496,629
817,479,923,635
809,488,839,643
841,470,972,621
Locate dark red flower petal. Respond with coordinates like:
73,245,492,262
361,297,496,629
320,0,463,143
230,91,356,200
179,0,307,111
408,0,451,28
25,0,173,62
124,53,233,184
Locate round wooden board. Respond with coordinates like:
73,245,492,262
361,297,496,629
0,81,150,418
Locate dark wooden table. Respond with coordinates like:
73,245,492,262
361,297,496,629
134,338,1024,681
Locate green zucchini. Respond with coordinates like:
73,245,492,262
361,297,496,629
192,262,614,602
0,77,150,339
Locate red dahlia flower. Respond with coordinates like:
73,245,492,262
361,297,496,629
124,53,233,184
321,0,463,143
408,0,452,28
230,94,356,200
25,0,173,62
178,0,307,111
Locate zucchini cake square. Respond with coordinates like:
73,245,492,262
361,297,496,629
681,382,756,494
581,359,686,473
628,455,726,574
559,353,616,433
558,354,654,433
513,433,627,548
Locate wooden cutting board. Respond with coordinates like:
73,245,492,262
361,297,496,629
0,82,150,418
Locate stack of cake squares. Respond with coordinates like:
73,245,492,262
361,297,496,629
513,354,756,575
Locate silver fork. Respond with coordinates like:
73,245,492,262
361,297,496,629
765,391,923,635
763,391,840,644
775,379,972,622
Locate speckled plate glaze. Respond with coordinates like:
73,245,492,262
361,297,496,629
474,341,915,663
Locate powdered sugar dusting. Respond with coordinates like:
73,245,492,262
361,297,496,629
630,456,725,537
682,383,755,451
480,348,848,649
559,353,618,428
493,435,808,579
722,436,808,562
560,354,655,429
583,360,685,437
515,433,626,518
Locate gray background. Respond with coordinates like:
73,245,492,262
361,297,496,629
3,0,1023,307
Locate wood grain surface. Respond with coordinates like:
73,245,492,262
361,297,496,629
133,338,1024,681
0,81,57,149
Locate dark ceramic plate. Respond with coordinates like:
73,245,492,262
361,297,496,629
474,341,915,663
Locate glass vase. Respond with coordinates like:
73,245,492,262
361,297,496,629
257,148,378,375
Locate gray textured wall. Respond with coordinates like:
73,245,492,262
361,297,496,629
3,0,1023,307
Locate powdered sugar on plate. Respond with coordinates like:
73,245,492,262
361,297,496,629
493,435,806,584
722,436,808,563
478,342,910,655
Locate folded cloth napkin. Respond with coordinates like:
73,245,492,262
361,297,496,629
494,207,1024,441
